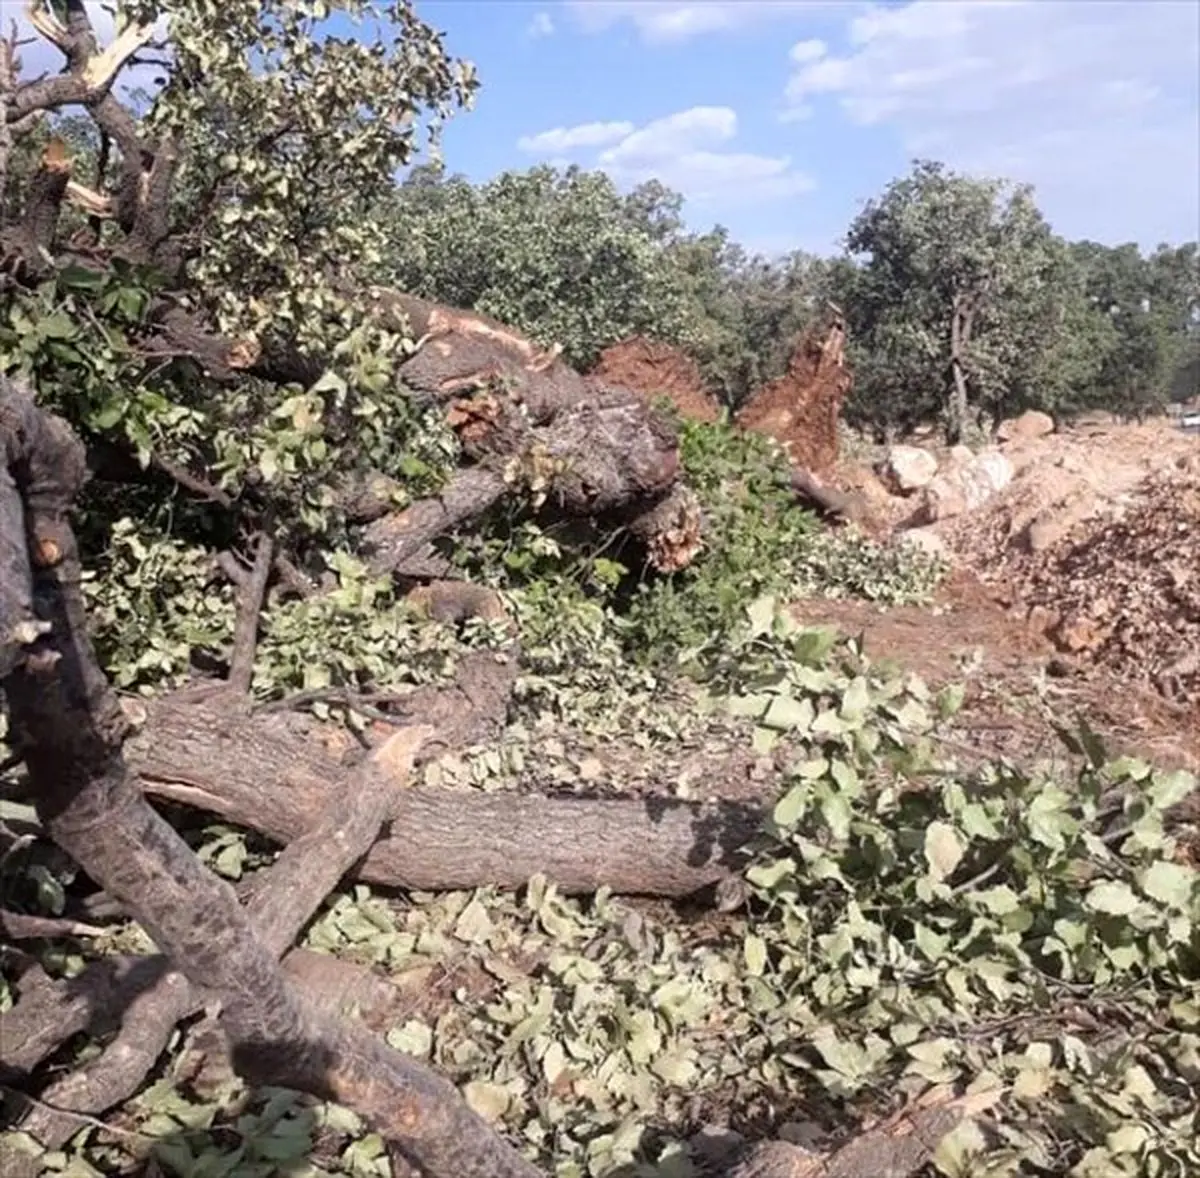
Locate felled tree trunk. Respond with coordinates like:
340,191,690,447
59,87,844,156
126,691,762,898
354,288,704,578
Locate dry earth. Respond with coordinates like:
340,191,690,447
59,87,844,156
588,336,721,423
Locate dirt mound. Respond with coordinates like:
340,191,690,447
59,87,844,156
928,420,1200,702
1019,463,1200,701
736,310,850,477
588,337,720,423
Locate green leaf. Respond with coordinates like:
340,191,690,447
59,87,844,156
936,682,966,719
839,676,871,721
772,785,808,829
1138,860,1195,910
743,933,768,977
924,821,965,881
1085,880,1141,916
38,311,78,340
762,692,814,732
746,595,776,637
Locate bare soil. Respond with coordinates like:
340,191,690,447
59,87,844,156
736,313,850,477
588,336,721,423
793,570,1200,776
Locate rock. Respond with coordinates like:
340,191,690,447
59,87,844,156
881,445,938,493
968,449,1014,501
918,448,1013,522
1025,516,1068,552
947,444,975,467
898,526,948,560
997,409,1054,443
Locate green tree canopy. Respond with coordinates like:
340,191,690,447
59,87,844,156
375,163,696,370
839,159,1097,439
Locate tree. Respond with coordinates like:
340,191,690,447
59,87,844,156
841,160,1086,441
1065,240,1200,416
376,164,695,370
666,231,829,410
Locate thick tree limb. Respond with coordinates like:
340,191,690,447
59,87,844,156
0,376,542,1178
125,689,760,898
2,725,434,1158
227,529,273,693
363,466,506,576
726,1086,1002,1178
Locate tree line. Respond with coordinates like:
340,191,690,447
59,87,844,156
380,159,1200,441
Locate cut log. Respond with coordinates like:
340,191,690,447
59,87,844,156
725,1086,1003,1178
127,693,763,897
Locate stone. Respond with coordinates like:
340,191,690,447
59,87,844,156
898,526,949,560
881,444,938,493
918,449,1013,522
997,409,1054,443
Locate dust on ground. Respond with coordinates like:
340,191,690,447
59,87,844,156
792,570,1200,778
930,419,1200,706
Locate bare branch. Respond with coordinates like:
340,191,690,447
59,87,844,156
227,530,273,694
82,20,156,92
24,1,70,52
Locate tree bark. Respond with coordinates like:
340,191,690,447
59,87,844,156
947,293,975,445
725,1086,1001,1178
127,692,761,898
789,467,869,526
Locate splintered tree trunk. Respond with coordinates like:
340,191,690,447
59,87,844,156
0,377,542,1178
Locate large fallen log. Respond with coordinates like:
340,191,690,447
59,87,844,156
126,691,763,898
359,291,702,578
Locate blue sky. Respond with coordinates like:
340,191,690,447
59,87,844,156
412,0,1200,257
15,1,1200,259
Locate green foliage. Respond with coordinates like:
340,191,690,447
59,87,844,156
82,518,235,691
453,418,944,682
376,164,696,370
734,601,1200,1175
53,604,1195,1177
1064,241,1200,417
668,231,831,409
839,160,1104,438
134,0,476,350
622,418,943,667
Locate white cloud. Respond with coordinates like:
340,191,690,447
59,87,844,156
518,120,635,153
526,11,555,40
567,1,832,43
789,39,828,65
518,106,814,206
781,0,1199,243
